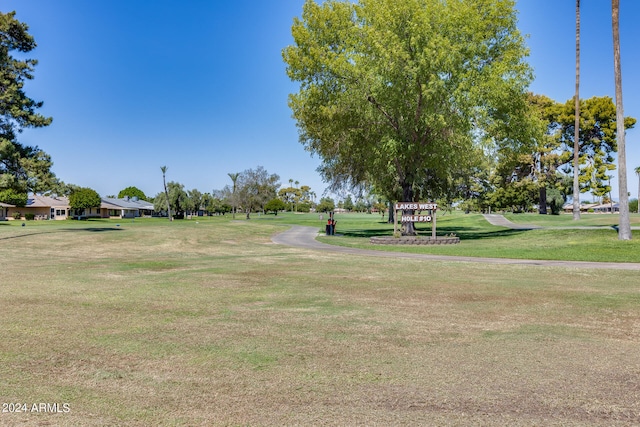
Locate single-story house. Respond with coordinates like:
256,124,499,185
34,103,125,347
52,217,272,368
5,195,157,220
562,203,598,213
101,197,155,218
563,202,619,213
593,203,619,213
7,195,71,220
0,202,15,220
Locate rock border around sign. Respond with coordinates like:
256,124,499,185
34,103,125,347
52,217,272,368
370,236,460,245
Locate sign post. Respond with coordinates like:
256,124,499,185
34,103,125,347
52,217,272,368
394,202,438,236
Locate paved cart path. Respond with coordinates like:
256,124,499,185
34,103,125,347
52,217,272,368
482,214,543,230
271,225,640,271
482,213,640,230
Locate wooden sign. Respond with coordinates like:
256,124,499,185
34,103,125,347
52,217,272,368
394,201,437,237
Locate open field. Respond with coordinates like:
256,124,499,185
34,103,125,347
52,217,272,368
2,217,640,425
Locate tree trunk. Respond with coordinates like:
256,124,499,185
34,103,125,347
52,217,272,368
161,166,172,221
387,200,394,224
401,182,416,236
612,0,631,239
538,186,547,214
572,0,581,220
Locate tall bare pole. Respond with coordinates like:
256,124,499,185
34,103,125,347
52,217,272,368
612,0,631,239
572,0,581,220
161,165,172,221
636,166,640,214
228,172,240,220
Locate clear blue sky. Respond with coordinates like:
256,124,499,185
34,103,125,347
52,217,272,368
3,0,639,202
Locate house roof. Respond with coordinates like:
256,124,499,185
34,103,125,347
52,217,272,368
102,197,154,210
0,202,15,208
26,195,70,208
100,200,125,209
563,203,599,211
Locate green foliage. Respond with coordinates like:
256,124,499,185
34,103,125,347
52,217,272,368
154,182,188,218
554,96,636,195
284,0,532,213
629,199,638,214
187,189,203,214
265,198,286,215
68,187,101,210
25,213,34,220
0,188,27,206
203,193,231,215
316,197,335,213
296,202,312,213
491,94,636,212
0,12,56,195
546,187,566,215
343,195,354,212
488,178,538,213
117,186,147,201
236,166,280,218
278,186,300,205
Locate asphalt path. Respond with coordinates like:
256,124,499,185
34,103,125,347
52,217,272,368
271,225,640,271
482,213,640,230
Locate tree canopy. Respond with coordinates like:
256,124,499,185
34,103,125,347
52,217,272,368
154,181,188,219
0,12,56,197
117,186,148,201
487,94,635,213
68,187,101,210
235,166,280,219
284,0,532,233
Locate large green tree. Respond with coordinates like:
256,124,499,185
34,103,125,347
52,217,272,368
154,181,188,219
0,12,56,197
284,0,532,234
117,186,147,201
68,187,101,212
554,96,635,199
491,93,567,214
235,166,280,219
492,95,635,213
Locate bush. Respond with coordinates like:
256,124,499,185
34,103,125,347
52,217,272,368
296,202,312,213
13,212,21,219
25,213,35,220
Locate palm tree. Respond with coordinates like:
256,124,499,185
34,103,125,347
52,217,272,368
228,172,240,219
612,0,631,239
161,165,172,221
572,0,581,220
635,166,640,214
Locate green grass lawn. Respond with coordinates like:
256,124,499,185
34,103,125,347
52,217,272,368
252,211,640,263
4,212,640,263
504,211,640,227
2,217,640,425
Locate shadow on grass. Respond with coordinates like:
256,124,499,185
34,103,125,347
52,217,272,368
337,226,526,240
0,227,123,240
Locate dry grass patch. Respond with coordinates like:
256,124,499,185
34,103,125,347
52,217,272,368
1,220,640,425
